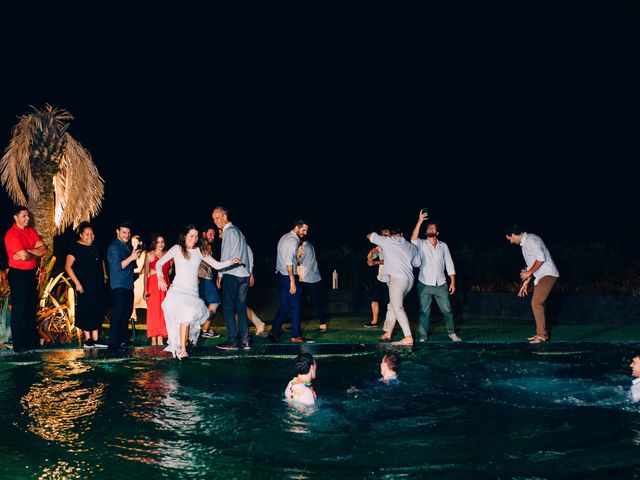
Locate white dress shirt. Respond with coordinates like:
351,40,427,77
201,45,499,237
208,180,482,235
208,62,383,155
411,238,455,286
520,232,559,285
369,232,419,284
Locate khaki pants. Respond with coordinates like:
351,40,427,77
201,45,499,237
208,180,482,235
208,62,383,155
531,275,557,337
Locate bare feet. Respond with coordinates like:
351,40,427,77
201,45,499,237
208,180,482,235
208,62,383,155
391,336,414,346
379,333,392,342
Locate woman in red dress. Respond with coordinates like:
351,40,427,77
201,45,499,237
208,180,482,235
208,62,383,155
144,234,171,345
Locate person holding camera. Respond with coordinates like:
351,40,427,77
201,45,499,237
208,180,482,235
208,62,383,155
411,210,461,342
106,221,142,349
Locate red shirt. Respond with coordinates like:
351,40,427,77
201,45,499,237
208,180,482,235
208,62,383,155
4,224,42,270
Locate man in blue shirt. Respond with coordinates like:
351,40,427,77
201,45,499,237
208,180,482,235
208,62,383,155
106,221,141,349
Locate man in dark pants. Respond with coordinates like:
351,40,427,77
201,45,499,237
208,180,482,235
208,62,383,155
106,221,141,349
4,206,48,353
212,206,252,350
268,219,313,344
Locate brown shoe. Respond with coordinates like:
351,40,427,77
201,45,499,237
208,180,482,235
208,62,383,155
378,334,392,343
290,336,314,343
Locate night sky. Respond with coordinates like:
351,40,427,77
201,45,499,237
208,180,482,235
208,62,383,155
1,4,638,265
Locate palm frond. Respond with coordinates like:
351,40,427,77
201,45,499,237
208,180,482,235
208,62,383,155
0,114,39,204
54,135,104,232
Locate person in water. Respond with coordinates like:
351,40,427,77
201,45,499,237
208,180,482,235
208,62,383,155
630,353,640,402
380,352,401,385
285,353,317,407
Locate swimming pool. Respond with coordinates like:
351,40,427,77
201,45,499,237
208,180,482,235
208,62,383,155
0,343,638,479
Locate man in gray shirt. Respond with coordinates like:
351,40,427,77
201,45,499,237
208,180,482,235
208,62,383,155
269,219,312,343
212,206,251,350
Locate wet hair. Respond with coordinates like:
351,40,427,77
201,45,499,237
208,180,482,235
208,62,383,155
12,205,28,216
383,353,401,372
294,353,315,375
150,233,167,253
76,221,93,236
504,224,523,236
178,224,206,259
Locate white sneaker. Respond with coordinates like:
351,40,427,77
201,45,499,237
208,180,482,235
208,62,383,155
448,333,462,342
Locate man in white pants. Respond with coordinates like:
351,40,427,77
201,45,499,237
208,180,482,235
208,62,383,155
367,228,420,346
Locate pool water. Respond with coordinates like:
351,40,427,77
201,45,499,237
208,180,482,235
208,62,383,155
1,343,639,479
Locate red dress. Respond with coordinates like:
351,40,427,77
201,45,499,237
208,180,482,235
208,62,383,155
146,255,170,338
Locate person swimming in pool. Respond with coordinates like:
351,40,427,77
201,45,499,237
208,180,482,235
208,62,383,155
347,353,401,394
629,353,640,402
285,353,317,407
380,352,401,385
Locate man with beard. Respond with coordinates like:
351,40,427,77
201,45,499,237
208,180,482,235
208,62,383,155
410,210,461,342
268,219,313,343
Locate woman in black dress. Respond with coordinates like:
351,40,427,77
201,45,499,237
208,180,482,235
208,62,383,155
65,222,107,348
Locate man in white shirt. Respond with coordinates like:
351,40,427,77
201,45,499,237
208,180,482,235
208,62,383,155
629,354,640,402
411,211,461,342
505,225,559,344
368,228,420,346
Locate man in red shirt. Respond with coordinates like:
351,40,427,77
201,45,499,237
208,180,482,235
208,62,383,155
4,206,48,352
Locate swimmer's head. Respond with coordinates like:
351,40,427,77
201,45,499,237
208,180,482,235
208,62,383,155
294,353,317,379
381,353,401,377
630,354,640,378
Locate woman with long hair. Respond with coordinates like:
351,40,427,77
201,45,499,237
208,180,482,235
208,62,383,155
155,225,240,359
143,233,171,346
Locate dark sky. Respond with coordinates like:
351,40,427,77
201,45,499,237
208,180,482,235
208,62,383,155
1,4,639,262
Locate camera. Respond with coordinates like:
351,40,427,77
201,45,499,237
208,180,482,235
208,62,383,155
421,207,429,215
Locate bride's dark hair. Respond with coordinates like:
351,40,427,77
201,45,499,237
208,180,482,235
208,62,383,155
178,224,208,259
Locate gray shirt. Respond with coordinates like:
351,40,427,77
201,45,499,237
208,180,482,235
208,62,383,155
298,240,321,283
276,231,300,276
219,222,250,278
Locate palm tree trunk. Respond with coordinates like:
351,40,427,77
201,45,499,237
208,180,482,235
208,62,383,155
30,175,55,262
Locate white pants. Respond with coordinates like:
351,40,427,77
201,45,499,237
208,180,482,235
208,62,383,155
383,276,413,338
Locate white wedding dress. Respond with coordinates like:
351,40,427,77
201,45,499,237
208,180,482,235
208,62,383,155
155,245,233,357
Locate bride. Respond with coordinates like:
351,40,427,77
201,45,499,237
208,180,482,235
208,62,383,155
156,224,240,359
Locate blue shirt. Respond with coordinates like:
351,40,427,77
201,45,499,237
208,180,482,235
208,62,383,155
107,239,135,290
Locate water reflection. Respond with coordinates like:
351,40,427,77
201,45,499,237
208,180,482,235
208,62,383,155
111,367,207,470
21,350,105,445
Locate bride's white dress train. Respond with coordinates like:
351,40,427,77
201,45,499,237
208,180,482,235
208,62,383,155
155,245,233,357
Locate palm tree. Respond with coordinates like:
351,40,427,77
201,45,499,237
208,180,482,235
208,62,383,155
0,104,104,257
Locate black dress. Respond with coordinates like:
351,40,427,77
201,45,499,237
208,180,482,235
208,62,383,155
69,242,105,331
